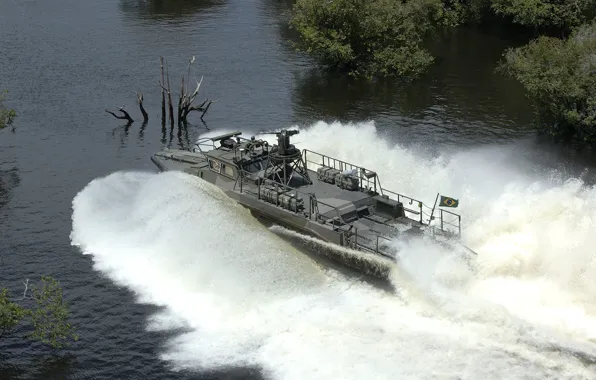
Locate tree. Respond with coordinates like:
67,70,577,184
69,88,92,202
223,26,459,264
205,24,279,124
490,0,596,31
0,90,16,129
455,0,492,23
498,22,596,142
0,276,78,349
289,0,460,79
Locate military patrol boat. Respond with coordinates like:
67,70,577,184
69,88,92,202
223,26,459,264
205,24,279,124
151,130,469,276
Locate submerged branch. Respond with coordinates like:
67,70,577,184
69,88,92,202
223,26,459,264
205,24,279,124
105,106,134,125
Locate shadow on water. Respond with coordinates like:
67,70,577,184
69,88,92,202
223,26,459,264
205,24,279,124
264,0,300,39
0,352,75,380
425,27,533,121
291,69,432,123
119,0,225,20
173,121,212,149
160,120,210,149
30,354,76,380
290,28,536,145
138,120,149,141
0,167,20,210
0,331,263,380
522,134,596,184
108,120,210,149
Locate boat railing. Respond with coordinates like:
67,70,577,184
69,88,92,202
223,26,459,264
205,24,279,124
303,149,380,194
193,131,254,160
436,208,462,237
192,138,217,154
301,149,461,237
334,223,395,256
378,188,426,223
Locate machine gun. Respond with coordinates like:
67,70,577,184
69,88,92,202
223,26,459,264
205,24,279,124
258,129,300,156
259,129,311,186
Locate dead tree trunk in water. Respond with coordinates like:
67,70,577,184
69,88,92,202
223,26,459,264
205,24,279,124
166,62,174,128
177,56,216,124
136,92,149,122
105,106,134,126
160,56,166,125
177,76,185,126
105,56,215,128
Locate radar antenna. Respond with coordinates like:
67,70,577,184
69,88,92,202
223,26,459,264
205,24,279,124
262,129,311,186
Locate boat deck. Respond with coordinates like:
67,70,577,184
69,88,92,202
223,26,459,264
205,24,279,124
153,149,418,238
292,170,417,243
297,169,371,210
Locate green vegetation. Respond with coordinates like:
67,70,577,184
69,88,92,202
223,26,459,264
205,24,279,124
0,90,16,129
289,0,596,143
289,0,460,79
499,22,596,142
0,276,78,349
490,0,596,29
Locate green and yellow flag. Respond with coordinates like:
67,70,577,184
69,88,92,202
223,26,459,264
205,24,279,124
439,195,459,208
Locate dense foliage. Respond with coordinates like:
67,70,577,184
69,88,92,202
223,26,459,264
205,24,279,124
290,0,596,143
0,90,16,129
490,0,596,29
499,22,596,141
0,276,78,349
290,0,460,79
289,0,596,77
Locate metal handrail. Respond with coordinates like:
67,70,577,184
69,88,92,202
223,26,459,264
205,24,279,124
301,149,460,235
379,188,427,223
303,149,379,194
230,147,461,238
192,137,218,153
193,134,258,161
438,209,462,236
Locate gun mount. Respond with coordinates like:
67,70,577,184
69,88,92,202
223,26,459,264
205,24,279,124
264,129,311,186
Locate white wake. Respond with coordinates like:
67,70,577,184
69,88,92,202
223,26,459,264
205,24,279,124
71,121,596,379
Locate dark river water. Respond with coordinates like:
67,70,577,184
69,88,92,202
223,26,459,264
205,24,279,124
2,1,596,379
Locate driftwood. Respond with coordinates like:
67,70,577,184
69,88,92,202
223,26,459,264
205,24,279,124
105,106,134,125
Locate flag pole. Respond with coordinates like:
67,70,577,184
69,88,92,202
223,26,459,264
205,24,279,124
428,193,439,225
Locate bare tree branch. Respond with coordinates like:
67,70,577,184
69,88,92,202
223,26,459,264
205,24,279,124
105,106,134,125
201,100,217,120
183,99,218,121
21,278,30,300
159,84,170,94
188,76,203,105
103,56,215,128
135,92,149,122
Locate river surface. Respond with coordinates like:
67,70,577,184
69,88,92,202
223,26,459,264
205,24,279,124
2,0,596,379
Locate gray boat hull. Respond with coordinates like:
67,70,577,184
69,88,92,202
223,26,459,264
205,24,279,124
150,130,472,279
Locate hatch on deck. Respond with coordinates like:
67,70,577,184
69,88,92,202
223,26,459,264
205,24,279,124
372,195,405,219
